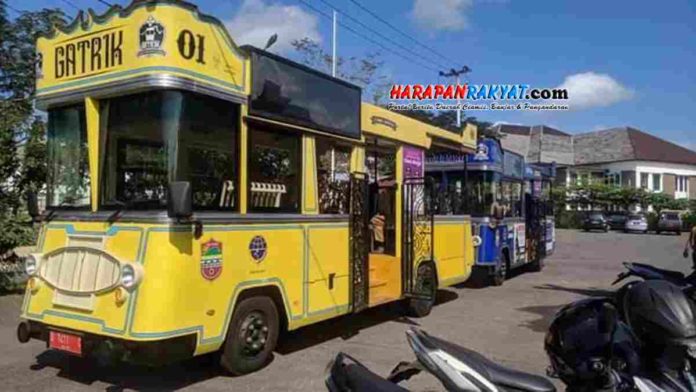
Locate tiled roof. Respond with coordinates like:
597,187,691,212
497,125,696,166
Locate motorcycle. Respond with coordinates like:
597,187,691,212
612,262,696,287
325,327,556,392
327,280,696,392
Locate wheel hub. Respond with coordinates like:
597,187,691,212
240,312,269,357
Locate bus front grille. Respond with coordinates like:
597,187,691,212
39,247,121,294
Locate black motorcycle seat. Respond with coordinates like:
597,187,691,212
326,353,409,392
431,336,556,392
631,262,685,280
344,363,409,392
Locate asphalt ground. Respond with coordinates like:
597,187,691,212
0,229,689,391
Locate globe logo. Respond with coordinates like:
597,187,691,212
249,236,267,262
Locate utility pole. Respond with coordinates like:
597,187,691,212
332,10,337,77
439,66,471,128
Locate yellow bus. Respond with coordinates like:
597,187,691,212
18,0,477,375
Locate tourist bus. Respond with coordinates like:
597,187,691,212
17,0,478,375
426,138,544,286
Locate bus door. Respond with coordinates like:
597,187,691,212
402,177,435,300
525,195,543,263
349,173,370,312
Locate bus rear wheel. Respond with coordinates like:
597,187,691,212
406,263,437,318
220,296,279,375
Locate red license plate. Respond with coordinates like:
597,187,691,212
49,330,82,356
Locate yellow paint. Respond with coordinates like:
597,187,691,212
361,103,477,152
239,104,249,214
85,97,99,211
24,0,478,365
433,218,475,287
368,254,401,305
302,135,318,214
36,2,247,101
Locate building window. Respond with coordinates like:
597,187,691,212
652,173,662,192
640,173,649,189
316,137,351,214
248,127,301,213
676,176,689,193
604,172,620,186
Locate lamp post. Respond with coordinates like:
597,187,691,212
439,66,471,128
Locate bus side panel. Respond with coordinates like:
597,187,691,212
476,224,499,265
433,217,472,287
130,225,304,353
305,224,350,319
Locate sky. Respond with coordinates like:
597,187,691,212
11,0,696,150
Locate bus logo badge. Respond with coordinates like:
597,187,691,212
201,239,223,280
138,16,166,57
473,142,489,161
249,236,267,263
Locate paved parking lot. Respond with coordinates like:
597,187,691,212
0,229,689,391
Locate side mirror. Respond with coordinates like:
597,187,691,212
27,192,40,221
168,182,192,219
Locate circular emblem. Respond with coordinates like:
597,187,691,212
249,236,267,262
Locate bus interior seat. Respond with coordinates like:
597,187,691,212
250,182,287,208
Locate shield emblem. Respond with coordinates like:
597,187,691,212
201,239,223,281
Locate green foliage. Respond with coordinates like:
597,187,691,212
0,3,65,268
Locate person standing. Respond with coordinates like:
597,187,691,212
686,225,696,269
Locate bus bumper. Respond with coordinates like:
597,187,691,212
16,319,197,365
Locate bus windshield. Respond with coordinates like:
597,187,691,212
46,105,90,208
466,171,501,217
100,90,239,210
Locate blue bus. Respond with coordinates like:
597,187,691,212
426,138,551,286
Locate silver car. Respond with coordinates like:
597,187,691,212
624,214,648,233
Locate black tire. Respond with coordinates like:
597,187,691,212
656,230,661,235
491,259,507,286
406,262,437,318
220,296,279,375
676,230,681,236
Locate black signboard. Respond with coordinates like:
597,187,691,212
246,47,361,139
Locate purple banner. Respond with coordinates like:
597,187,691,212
403,146,424,179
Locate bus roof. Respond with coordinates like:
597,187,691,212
361,103,477,152
35,0,249,109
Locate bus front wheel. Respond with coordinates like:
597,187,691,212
220,296,279,375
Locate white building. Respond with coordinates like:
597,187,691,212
494,125,696,204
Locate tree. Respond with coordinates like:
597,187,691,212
0,2,65,255
291,38,388,104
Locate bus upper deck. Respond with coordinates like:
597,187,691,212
20,0,477,376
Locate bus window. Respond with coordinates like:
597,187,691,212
501,181,523,217
178,94,239,210
47,104,90,208
316,137,350,214
100,90,240,211
248,127,301,213
466,171,500,217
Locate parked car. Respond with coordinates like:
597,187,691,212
582,212,609,232
624,214,648,233
607,213,628,230
657,210,682,235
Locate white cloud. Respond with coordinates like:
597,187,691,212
411,0,473,31
555,72,634,110
226,0,321,54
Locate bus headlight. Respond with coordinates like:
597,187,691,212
25,254,41,276
472,235,482,247
120,263,142,290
